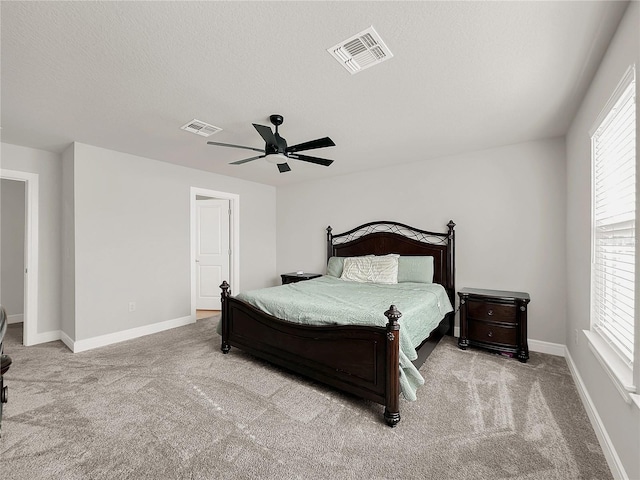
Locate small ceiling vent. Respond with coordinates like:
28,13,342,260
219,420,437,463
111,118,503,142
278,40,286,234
181,119,222,137
327,26,393,75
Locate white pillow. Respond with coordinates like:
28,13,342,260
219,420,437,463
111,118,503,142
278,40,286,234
340,254,399,284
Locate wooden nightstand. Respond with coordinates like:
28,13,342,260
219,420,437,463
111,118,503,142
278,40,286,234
280,272,322,285
458,287,530,362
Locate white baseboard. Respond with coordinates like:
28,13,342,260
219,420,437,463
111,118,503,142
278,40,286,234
60,331,74,351
9,327,61,346
528,338,565,357
7,314,24,324
69,315,195,353
34,330,61,344
565,348,627,480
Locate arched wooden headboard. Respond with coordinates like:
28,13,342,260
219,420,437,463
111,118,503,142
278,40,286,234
327,220,456,307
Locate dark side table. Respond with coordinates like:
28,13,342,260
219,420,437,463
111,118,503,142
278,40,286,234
458,287,530,362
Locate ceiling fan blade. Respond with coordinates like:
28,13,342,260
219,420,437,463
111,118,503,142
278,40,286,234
230,155,266,165
207,141,264,153
277,163,291,173
288,153,334,167
253,124,278,147
286,137,335,153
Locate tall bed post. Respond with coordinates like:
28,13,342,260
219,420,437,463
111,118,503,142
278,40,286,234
326,226,333,260
383,305,402,427
446,220,456,333
220,281,231,354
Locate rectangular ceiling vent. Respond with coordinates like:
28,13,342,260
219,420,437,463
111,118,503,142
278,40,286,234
180,119,222,137
328,26,393,75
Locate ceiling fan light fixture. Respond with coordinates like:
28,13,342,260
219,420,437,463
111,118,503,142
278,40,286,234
266,153,288,164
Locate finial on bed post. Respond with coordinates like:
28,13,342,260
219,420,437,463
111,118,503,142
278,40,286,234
384,305,401,427
220,281,231,354
327,226,333,260
384,304,402,326
447,220,456,235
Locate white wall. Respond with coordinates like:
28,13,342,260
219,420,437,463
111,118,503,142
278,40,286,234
277,137,567,345
69,143,276,341
0,178,25,318
565,3,639,479
0,141,277,347
0,143,62,335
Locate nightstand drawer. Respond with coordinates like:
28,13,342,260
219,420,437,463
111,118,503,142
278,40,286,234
467,300,516,324
468,320,517,346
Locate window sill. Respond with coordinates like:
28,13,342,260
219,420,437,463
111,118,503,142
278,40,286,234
583,330,637,408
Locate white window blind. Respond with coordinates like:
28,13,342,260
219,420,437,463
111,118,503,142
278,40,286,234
591,65,636,366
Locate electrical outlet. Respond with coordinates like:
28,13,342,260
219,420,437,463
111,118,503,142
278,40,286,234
128,302,136,312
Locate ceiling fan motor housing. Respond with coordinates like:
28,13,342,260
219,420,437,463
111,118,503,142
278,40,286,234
269,114,284,127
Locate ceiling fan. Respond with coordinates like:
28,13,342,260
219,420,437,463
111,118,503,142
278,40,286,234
207,114,335,173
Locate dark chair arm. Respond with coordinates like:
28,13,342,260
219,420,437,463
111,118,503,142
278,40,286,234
0,355,11,376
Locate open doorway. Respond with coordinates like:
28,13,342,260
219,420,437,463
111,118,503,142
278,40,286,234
0,169,39,346
1,179,25,341
190,187,239,321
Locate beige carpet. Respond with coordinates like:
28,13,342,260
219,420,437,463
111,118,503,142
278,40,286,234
0,318,611,479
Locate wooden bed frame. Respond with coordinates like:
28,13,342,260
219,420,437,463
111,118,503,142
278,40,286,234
219,220,456,426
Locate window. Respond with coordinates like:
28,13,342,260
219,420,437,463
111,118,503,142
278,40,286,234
588,65,636,400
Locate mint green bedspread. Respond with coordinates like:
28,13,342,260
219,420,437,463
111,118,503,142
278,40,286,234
234,275,453,401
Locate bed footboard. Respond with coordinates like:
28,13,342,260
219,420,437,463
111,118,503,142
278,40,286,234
219,281,402,426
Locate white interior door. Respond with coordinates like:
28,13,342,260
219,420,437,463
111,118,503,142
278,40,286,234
196,199,230,310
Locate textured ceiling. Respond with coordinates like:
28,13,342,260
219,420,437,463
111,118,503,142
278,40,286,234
0,1,629,186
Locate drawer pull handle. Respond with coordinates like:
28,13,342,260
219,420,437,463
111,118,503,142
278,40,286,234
487,309,493,316
487,330,493,338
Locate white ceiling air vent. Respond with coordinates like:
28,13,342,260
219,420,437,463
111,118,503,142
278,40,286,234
180,119,222,137
328,26,393,75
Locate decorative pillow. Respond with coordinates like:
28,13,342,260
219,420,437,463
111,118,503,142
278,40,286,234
398,256,434,283
326,256,345,277
340,254,399,284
